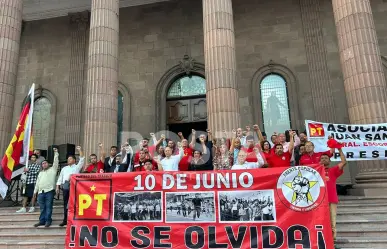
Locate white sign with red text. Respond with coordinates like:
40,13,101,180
305,120,387,161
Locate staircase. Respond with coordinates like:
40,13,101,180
0,204,65,249
337,196,387,249
0,197,386,248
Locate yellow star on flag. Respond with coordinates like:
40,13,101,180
90,185,96,192
283,170,318,204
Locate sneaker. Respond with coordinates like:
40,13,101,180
34,223,44,227
16,207,26,213
44,222,51,227
334,244,341,249
59,222,67,227
28,207,35,213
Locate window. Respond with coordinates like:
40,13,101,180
117,91,124,146
32,97,51,150
167,75,206,99
260,74,291,136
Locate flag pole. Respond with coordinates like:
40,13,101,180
24,83,35,170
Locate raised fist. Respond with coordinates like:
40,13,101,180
253,124,259,130
98,143,103,148
53,148,58,152
150,133,155,137
206,129,211,134
292,176,310,200
232,129,236,135
76,146,81,151
161,134,166,139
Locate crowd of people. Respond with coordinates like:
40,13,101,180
15,124,346,249
114,199,162,221
166,194,214,221
219,195,275,222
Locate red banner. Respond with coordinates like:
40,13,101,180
66,166,333,249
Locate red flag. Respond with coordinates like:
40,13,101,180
0,84,35,198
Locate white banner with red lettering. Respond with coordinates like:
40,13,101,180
305,120,387,161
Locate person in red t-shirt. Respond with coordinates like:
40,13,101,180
267,131,295,168
177,130,195,171
300,141,334,165
320,147,346,249
133,149,157,172
134,137,158,163
242,135,260,162
84,143,105,173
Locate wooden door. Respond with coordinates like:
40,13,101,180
166,98,207,124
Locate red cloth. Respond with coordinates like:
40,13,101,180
327,139,343,149
132,159,157,172
134,145,156,162
325,165,343,203
300,150,333,166
179,147,193,171
85,161,104,173
267,152,291,168
242,146,259,162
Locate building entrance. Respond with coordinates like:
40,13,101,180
168,121,207,139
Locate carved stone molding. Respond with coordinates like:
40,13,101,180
69,11,89,29
155,55,205,131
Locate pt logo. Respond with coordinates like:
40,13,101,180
276,166,326,212
308,123,325,137
74,179,112,220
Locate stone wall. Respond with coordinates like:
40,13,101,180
14,16,71,146
118,0,205,135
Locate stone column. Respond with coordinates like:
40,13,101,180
300,0,336,122
202,0,240,134
0,0,23,155
84,0,119,154
65,11,89,145
332,0,387,195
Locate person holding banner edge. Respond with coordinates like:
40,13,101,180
56,146,85,227
320,146,347,249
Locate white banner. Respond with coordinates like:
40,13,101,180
305,120,387,161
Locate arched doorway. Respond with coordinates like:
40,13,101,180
155,55,207,137
166,75,207,137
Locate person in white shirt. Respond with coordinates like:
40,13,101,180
160,143,184,171
123,203,130,220
56,146,85,227
231,149,265,170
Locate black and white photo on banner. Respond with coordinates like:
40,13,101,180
218,190,276,222
113,192,162,222
165,192,216,223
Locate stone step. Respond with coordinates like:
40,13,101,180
0,218,63,226
0,206,64,214
339,196,387,201
338,209,387,218
0,232,64,241
0,225,66,234
338,203,387,208
0,240,64,249
336,237,387,248
337,220,387,231
337,213,387,221
338,227,387,237
0,209,64,216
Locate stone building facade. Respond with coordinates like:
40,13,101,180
1,0,387,192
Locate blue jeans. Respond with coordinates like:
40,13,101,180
37,190,54,224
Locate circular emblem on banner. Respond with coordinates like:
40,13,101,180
276,166,326,212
